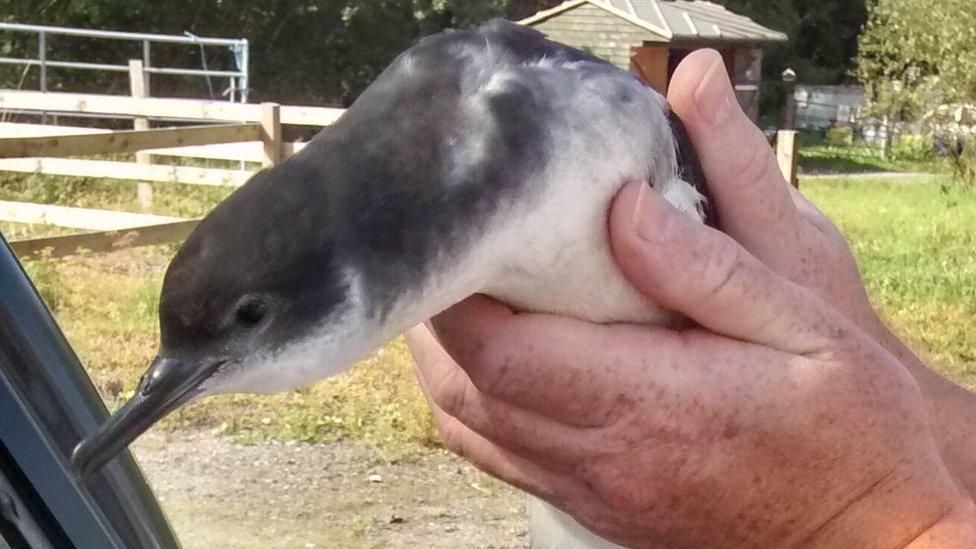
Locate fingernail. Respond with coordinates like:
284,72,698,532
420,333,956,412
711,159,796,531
630,183,678,243
694,55,735,127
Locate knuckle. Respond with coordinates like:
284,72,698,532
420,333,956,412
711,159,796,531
696,234,744,301
465,344,508,394
729,128,778,188
450,334,491,371
464,329,525,399
431,368,470,416
575,458,648,514
815,316,868,359
438,417,469,458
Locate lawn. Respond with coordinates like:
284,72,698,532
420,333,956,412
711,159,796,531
797,132,952,175
1,172,974,455
804,176,976,386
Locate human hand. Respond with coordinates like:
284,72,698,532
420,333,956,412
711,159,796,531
667,49,976,498
406,181,976,546
667,50,885,343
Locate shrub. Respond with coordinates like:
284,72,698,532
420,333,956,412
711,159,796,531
921,104,976,185
21,259,63,312
825,125,854,146
890,133,935,163
950,139,976,186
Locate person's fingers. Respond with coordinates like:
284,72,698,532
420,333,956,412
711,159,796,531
417,372,582,505
407,323,590,462
610,181,844,356
668,49,803,269
422,296,688,427
788,186,844,238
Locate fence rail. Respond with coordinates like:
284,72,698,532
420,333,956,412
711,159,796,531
9,220,200,260
0,90,343,126
0,200,182,231
0,157,254,187
0,122,306,162
0,122,260,158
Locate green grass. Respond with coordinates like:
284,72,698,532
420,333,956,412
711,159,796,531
804,177,976,385
799,142,951,175
1,172,974,454
796,131,952,175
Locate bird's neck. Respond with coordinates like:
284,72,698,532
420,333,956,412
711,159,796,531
363,257,492,349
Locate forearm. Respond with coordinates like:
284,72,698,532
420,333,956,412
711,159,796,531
878,326,976,498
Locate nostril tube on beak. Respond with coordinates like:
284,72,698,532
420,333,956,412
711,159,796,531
138,357,178,396
71,356,225,480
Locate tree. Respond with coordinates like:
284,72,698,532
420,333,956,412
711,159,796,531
858,0,976,117
0,0,509,105
712,0,867,123
0,0,870,111
857,0,976,184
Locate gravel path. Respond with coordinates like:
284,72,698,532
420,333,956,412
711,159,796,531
132,429,528,548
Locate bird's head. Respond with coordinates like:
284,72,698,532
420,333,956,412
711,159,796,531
71,164,369,480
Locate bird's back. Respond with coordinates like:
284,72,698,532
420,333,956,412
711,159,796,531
291,19,701,327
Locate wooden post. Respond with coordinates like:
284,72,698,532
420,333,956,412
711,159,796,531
260,102,282,168
781,68,797,131
776,130,799,188
129,59,153,210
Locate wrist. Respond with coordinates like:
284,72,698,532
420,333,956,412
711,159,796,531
874,321,942,389
872,320,976,499
906,498,976,548
800,463,968,549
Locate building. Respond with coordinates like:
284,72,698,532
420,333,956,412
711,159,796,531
794,85,866,130
519,0,787,120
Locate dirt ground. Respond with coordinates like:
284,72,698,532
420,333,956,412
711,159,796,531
132,429,528,548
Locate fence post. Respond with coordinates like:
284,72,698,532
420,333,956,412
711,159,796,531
142,40,152,96
128,59,153,210
781,68,797,131
776,130,799,188
260,102,282,167
38,31,47,123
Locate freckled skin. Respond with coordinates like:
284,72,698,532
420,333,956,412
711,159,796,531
417,293,965,547
407,48,976,545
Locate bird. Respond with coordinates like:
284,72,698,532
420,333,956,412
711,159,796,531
72,19,712,548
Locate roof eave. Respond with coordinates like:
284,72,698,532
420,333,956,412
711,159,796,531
669,34,788,46
518,0,589,26
519,0,788,45
519,0,673,40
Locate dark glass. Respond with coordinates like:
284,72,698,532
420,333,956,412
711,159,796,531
0,234,178,549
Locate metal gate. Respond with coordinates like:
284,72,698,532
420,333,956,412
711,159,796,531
0,22,249,103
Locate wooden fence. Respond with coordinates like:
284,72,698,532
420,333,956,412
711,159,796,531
0,78,344,260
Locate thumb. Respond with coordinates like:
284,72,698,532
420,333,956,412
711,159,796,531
609,182,838,356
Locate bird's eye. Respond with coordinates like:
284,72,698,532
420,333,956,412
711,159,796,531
235,297,266,328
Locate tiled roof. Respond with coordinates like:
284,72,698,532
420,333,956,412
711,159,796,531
521,0,788,43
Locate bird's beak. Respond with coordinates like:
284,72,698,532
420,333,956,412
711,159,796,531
71,356,224,481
